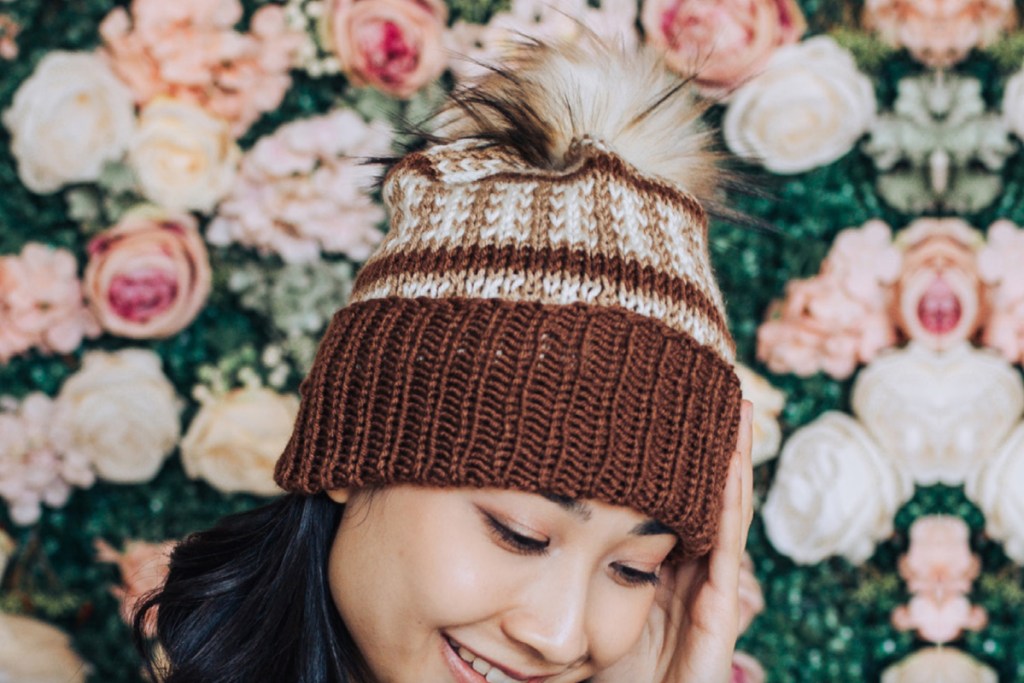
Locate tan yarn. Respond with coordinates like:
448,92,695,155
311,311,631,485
274,38,742,558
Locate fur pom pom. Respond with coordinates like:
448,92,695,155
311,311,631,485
437,33,723,203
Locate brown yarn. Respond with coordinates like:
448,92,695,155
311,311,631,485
273,42,743,558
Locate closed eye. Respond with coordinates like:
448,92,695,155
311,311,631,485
612,563,660,588
482,512,550,555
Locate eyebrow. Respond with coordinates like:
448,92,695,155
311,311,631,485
540,493,677,537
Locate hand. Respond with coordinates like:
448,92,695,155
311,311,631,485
593,400,755,683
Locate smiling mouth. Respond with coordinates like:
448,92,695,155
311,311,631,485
444,636,535,683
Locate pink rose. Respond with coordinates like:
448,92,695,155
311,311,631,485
731,651,766,683
84,207,212,339
0,244,99,364
863,0,1017,68
979,220,1024,362
641,0,806,92
0,14,20,60
95,538,176,636
328,0,449,99
892,219,985,351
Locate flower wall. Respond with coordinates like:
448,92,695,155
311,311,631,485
1,0,1024,681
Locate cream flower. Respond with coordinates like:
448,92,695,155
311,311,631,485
724,36,876,174
52,349,181,483
735,363,785,465
2,51,135,193
0,528,12,579
966,422,1024,564
1005,68,1024,140
447,0,638,83
208,109,392,263
763,412,912,564
0,613,89,683
880,647,997,683
181,387,298,496
852,342,1024,486
128,98,240,213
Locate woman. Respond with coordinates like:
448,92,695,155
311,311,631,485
135,35,755,683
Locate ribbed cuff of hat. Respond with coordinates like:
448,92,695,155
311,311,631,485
274,296,741,558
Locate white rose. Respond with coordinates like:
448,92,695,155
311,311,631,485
735,363,786,465
2,51,135,193
181,387,298,496
1003,68,1024,139
52,349,181,483
881,647,997,683
0,613,90,683
762,412,912,564
129,98,240,213
724,36,876,174
965,422,1024,563
853,342,1024,486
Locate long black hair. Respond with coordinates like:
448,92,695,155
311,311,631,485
132,493,372,683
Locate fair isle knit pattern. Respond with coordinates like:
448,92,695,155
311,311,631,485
274,38,743,558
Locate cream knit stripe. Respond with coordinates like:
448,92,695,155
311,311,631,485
350,270,733,361
374,173,723,312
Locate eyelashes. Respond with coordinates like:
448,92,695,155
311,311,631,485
480,511,661,588
483,511,550,554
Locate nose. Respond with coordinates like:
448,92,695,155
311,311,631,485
500,566,591,667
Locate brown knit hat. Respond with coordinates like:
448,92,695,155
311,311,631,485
274,37,742,558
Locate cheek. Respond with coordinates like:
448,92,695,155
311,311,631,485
329,503,515,638
587,586,658,667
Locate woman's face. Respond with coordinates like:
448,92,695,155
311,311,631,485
327,485,679,683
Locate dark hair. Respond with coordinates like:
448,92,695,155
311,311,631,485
132,493,372,683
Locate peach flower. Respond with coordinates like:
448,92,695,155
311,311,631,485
208,109,392,263
891,516,985,642
0,393,94,526
892,219,985,352
735,363,786,465
84,207,211,339
326,0,448,99
0,243,100,364
100,0,303,137
95,538,176,637
757,220,901,379
641,0,806,93
0,14,20,60
863,0,1017,69
978,220,1024,362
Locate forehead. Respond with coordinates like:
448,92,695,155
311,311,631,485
486,489,676,538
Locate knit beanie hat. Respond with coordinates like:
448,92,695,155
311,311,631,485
274,37,742,558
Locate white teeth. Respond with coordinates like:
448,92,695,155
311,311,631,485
486,668,517,683
451,640,528,683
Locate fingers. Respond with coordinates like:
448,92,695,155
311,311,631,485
737,400,754,551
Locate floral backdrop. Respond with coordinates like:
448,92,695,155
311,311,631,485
1,0,1024,681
